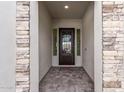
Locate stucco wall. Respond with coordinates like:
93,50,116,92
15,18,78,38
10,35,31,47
94,1,102,91
39,2,52,81
82,3,94,81
0,2,16,92
30,1,39,92
52,19,83,67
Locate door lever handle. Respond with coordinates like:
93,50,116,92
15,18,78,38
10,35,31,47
84,48,87,51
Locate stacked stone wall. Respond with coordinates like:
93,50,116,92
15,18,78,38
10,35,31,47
103,1,124,92
16,1,30,92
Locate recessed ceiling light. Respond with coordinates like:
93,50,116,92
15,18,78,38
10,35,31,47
64,5,69,9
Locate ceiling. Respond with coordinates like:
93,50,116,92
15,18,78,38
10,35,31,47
44,1,91,19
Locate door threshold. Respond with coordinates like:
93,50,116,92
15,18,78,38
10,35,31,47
52,65,82,67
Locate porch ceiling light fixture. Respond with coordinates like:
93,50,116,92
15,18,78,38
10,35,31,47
64,5,69,9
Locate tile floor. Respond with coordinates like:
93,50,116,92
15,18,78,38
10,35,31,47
39,67,94,92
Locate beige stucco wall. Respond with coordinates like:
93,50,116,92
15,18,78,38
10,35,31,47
94,2,102,91
0,2,16,92
82,2,94,81
39,2,52,81
30,1,39,92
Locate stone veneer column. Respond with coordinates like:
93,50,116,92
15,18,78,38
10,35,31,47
103,1,124,92
16,1,30,92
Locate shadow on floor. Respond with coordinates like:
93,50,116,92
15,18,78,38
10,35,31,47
39,67,94,92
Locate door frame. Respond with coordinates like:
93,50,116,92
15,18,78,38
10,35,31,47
30,1,102,92
59,28,75,65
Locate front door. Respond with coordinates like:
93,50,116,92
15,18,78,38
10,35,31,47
59,28,75,65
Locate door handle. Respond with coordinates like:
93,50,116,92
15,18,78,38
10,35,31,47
84,48,87,51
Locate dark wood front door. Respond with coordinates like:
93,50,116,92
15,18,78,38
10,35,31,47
59,28,75,65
